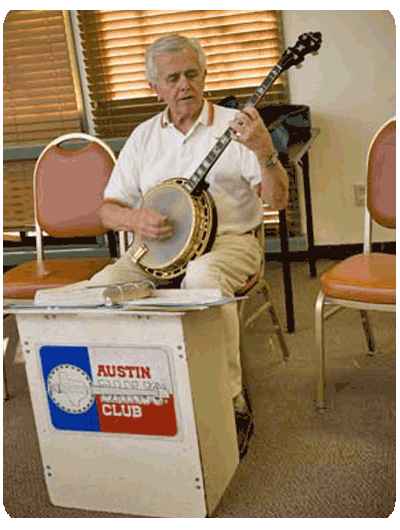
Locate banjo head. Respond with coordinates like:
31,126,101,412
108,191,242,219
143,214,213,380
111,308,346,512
133,181,198,270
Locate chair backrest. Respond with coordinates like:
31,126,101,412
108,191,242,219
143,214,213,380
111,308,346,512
364,118,396,252
33,133,116,259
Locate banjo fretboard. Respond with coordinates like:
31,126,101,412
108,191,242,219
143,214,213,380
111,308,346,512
182,31,322,196
183,64,283,196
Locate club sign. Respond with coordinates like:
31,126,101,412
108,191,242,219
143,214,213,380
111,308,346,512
40,345,178,436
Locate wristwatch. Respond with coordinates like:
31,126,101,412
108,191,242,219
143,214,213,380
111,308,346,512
264,151,279,167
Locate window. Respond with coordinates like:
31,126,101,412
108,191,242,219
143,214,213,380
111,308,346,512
73,10,288,139
3,10,81,148
3,10,81,231
71,10,298,238
4,10,297,239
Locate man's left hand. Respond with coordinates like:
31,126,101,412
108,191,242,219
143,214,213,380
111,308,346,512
230,106,275,161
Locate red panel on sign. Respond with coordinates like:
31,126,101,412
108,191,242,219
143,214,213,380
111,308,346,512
95,395,178,436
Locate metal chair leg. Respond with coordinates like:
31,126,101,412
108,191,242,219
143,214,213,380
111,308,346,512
261,282,290,361
3,358,10,401
315,291,328,409
237,300,254,417
360,310,376,356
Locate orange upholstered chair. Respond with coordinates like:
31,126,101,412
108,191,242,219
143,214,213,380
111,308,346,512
3,133,118,300
315,118,396,408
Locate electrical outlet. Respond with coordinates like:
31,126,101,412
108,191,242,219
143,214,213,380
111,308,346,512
353,184,365,207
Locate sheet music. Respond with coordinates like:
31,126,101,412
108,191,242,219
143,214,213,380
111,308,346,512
34,281,154,307
122,289,239,309
5,289,242,313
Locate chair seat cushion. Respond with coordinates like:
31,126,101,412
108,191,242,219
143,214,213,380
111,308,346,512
3,257,112,299
320,253,396,304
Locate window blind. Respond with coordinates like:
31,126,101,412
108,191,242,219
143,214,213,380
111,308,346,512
3,10,81,148
3,160,36,231
3,10,81,232
75,10,288,139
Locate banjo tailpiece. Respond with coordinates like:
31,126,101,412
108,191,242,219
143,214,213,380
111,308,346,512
130,32,322,281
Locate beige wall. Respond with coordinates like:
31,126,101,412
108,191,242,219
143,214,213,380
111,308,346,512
282,10,395,245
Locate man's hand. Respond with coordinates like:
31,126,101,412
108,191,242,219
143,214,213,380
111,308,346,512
230,106,276,161
100,201,173,240
229,106,289,210
132,209,173,240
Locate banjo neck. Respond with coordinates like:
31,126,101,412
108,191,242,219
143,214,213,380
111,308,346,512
183,64,283,197
182,31,322,197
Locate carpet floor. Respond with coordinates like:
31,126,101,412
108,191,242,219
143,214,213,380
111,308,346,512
3,260,396,518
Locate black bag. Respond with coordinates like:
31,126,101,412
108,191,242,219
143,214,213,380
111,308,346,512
258,104,312,159
218,97,312,160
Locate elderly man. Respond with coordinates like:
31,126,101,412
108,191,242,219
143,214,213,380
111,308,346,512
93,34,288,455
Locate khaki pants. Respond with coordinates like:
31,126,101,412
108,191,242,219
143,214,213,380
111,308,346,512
67,233,263,399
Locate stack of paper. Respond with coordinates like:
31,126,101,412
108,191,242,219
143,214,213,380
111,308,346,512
123,289,239,311
34,281,155,307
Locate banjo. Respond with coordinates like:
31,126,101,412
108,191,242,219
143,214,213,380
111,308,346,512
130,32,322,281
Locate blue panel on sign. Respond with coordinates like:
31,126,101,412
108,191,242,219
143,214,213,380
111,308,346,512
39,346,100,432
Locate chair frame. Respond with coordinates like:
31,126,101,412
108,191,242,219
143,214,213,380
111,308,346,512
3,133,120,399
235,222,290,430
32,133,119,263
315,118,396,409
237,224,290,363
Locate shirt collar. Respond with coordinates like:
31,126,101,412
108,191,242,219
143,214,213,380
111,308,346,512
160,100,214,129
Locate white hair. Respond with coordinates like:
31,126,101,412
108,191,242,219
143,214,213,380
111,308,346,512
145,34,206,83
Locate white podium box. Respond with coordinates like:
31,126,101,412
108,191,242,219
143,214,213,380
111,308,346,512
7,291,239,518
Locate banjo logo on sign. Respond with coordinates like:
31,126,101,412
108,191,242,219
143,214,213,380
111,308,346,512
40,345,178,436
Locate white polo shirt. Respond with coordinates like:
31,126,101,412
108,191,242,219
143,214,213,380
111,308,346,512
104,100,263,235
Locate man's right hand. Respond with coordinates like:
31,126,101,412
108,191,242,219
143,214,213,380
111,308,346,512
131,209,173,240
100,201,173,240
